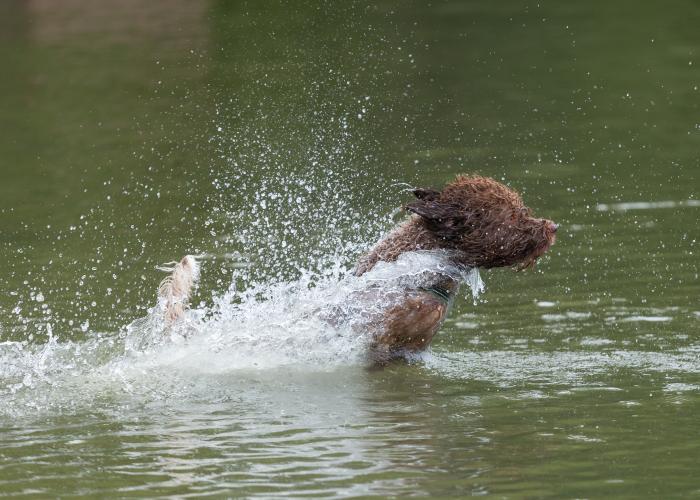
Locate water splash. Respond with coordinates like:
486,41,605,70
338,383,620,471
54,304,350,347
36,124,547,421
0,251,477,416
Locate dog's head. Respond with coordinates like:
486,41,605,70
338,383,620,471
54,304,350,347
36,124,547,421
406,175,557,269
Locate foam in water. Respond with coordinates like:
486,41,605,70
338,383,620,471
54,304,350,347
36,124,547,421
0,251,484,416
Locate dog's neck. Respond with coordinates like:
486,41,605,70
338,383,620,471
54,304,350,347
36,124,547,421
355,216,447,276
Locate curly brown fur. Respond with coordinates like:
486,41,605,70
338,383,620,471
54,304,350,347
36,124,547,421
355,175,557,362
147,177,554,364
356,175,557,276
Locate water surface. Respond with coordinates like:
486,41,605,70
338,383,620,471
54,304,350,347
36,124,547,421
1,0,698,497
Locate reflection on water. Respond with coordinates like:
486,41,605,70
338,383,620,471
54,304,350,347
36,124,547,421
2,348,699,497
26,0,207,45
1,0,699,497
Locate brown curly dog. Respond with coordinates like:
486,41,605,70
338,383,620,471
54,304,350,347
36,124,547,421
159,175,556,364
354,175,557,362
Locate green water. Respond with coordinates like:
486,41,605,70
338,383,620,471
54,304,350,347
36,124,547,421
1,0,699,497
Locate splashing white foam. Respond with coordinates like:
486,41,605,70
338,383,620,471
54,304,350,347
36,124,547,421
0,251,479,416
365,251,484,302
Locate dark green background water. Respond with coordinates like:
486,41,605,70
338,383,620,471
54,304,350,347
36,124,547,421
1,0,698,497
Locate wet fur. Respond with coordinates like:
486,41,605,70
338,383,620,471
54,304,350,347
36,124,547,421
158,255,199,325
355,175,557,362
356,175,556,275
156,176,555,363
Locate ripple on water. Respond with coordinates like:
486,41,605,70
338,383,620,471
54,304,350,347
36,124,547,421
595,200,700,211
541,311,592,322
620,315,673,323
663,383,700,393
579,337,616,347
423,349,700,389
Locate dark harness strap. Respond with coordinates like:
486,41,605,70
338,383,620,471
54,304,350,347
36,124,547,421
418,284,453,304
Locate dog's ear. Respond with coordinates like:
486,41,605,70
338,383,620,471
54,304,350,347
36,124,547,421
411,188,441,201
406,200,469,240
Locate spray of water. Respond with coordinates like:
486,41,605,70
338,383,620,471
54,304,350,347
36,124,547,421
0,243,485,417
0,47,469,415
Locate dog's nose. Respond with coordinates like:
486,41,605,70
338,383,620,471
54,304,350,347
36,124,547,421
551,223,559,233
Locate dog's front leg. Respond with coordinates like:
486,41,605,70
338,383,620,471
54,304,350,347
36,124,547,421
369,290,451,362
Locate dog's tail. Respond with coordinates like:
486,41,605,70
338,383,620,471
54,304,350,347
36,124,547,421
157,255,199,325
